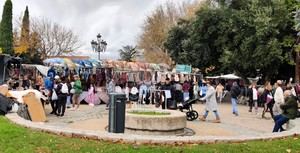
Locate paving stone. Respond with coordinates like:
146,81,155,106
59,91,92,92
5,104,300,145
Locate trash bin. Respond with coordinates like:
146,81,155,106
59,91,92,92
108,93,126,133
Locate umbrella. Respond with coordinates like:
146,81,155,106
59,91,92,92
88,59,101,67
82,60,93,68
103,60,114,68
150,63,160,71
72,59,85,68
43,58,64,65
63,58,76,68
128,62,139,71
159,63,170,71
136,62,146,71
113,61,121,71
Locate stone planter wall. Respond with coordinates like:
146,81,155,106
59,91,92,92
125,109,186,135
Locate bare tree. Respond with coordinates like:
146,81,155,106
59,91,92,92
138,0,203,65
31,18,81,59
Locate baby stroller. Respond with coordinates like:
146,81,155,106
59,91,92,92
178,98,199,121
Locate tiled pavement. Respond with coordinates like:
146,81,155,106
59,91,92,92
6,103,300,145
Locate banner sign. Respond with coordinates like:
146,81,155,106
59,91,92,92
176,64,192,73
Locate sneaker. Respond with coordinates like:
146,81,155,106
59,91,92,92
212,119,221,123
199,116,206,121
69,107,76,111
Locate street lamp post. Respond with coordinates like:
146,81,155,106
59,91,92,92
91,33,107,60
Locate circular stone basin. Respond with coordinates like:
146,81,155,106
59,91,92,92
125,109,186,136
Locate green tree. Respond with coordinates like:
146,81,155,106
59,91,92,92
119,45,138,62
293,0,300,82
165,0,298,80
15,6,30,55
0,0,13,55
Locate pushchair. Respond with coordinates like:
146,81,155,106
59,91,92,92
178,98,199,121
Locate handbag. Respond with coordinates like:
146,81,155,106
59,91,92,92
51,89,58,100
70,89,75,94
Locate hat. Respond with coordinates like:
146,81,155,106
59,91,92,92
54,75,60,80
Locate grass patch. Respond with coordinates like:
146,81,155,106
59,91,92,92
1,116,300,153
128,111,170,116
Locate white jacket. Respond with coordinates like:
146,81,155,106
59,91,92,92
273,87,284,116
202,86,218,111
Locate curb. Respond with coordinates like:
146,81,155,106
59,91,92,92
5,113,300,145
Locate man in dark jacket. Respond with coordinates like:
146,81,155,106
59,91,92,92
55,77,70,117
230,82,240,116
272,91,298,132
161,78,175,109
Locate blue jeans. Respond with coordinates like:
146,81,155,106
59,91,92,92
272,114,289,132
183,92,190,101
231,98,238,114
204,110,220,118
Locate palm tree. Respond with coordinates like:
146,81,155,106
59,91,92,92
119,45,137,62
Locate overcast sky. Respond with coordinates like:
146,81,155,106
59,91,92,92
0,0,187,60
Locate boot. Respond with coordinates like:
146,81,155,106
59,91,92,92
213,117,221,123
199,116,206,121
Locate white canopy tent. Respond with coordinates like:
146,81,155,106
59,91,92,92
219,74,241,80
22,64,50,77
205,74,241,80
205,76,220,79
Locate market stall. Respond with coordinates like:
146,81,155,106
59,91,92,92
22,64,50,78
0,54,22,85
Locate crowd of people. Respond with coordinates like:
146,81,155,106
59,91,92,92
4,64,299,133
198,79,300,132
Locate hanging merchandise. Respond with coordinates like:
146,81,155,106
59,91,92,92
155,72,158,82
140,71,144,82
157,72,161,83
96,69,101,87
151,72,156,83
167,73,171,79
128,73,134,82
120,72,127,85
146,71,151,81
101,69,106,86
160,74,166,83
106,68,113,80
133,73,137,82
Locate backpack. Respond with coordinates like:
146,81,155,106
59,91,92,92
45,78,53,90
61,83,69,94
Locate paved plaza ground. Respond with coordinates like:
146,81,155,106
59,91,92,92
44,102,275,137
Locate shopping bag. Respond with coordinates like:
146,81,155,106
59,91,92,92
51,90,58,100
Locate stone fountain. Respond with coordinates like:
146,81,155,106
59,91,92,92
125,109,187,136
